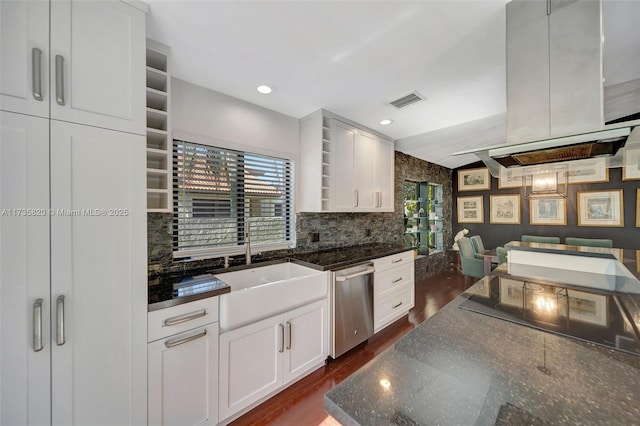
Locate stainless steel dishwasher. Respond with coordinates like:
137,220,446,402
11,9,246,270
330,262,375,359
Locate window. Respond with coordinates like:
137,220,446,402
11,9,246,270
173,140,294,259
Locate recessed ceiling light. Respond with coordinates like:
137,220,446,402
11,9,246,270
379,119,393,126
257,84,274,95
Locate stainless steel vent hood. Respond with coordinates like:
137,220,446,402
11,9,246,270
453,0,639,176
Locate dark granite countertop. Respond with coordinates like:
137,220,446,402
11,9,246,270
148,244,414,310
290,243,414,271
325,289,640,425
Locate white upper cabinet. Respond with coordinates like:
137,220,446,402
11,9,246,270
299,110,395,213
506,0,602,143
1,0,146,134
50,0,146,135
0,0,50,118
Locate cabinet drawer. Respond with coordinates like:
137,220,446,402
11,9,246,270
148,297,219,342
373,251,414,273
374,282,414,333
374,263,414,297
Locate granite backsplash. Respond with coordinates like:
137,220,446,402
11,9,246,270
148,152,454,280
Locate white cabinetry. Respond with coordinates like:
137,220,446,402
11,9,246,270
506,0,602,143
0,1,147,425
298,110,394,213
219,299,328,423
373,251,414,333
148,298,219,426
0,0,145,135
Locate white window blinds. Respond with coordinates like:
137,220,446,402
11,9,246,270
173,140,295,259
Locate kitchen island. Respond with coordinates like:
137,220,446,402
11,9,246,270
324,247,640,425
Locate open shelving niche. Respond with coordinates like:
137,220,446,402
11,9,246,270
321,116,331,211
145,40,172,212
403,182,444,255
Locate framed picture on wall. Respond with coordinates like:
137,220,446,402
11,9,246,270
623,148,640,180
498,166,523,189
565,158,609,184
529,198,567,226
577,189,624,227
490,194,521,224
458,168,490,191
457,196,484,223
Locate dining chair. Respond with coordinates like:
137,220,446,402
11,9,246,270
496,246,508,264
470,235,488,259
458,237,485,278
565,237,613,248
521,235,561,244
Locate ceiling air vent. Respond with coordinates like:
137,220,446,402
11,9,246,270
388,91,425,109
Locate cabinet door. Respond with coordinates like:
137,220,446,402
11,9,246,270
0,0,50,118
283,299,328,385
148,324,219,426
505,0,550,144
219,315,282,422
549,0,603,136
49,0,146,135
331,119,356,211
374,138,394,211
50,121,147,426
354,130,376,210
0,112,50,426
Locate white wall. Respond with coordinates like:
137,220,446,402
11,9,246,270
171,78,299,159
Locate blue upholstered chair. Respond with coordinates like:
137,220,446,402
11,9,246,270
470,235,487,259
521,235,560,244
496,246,508,264
565,237,613,248
458,237,485,278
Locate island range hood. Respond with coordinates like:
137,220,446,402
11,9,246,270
453,0,639,176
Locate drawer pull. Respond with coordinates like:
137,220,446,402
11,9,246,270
163,309,207,326
392,277,403,283
392,302,403,309
164,329,207,348
391,258,403,264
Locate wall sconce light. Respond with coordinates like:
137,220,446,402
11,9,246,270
522,166,568,199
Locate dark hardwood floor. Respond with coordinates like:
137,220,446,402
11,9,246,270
230,268,469,426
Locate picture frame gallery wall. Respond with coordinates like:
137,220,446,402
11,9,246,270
453,162,640,250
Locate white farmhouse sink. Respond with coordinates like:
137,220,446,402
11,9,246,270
216,262,328,331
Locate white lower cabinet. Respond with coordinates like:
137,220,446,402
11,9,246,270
148,297,219,426
373,251,415,333
219,299,328,423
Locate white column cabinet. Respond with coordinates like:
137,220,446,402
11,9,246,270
219,299,328,423
354,130,376,210
0,111,51,426
373,137,395,210
0,0,146,135
0,1,147,424
331,120,357,210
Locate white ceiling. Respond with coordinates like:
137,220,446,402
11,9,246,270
145,1,510,169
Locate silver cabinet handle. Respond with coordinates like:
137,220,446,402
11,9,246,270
391,258,403,264
392,302,403,309
353,189,358,207
546,0,551,16
278,323,284,353
376,191,382,208
285,321,292,350
55,55,65,106
164,329,207,348
335,267,375,281
392,277,403,283
56,295,65,346
32,48,43,101
33,298,43,352
163,309,207,327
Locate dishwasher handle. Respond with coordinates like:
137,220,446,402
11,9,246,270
335,267,375,282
